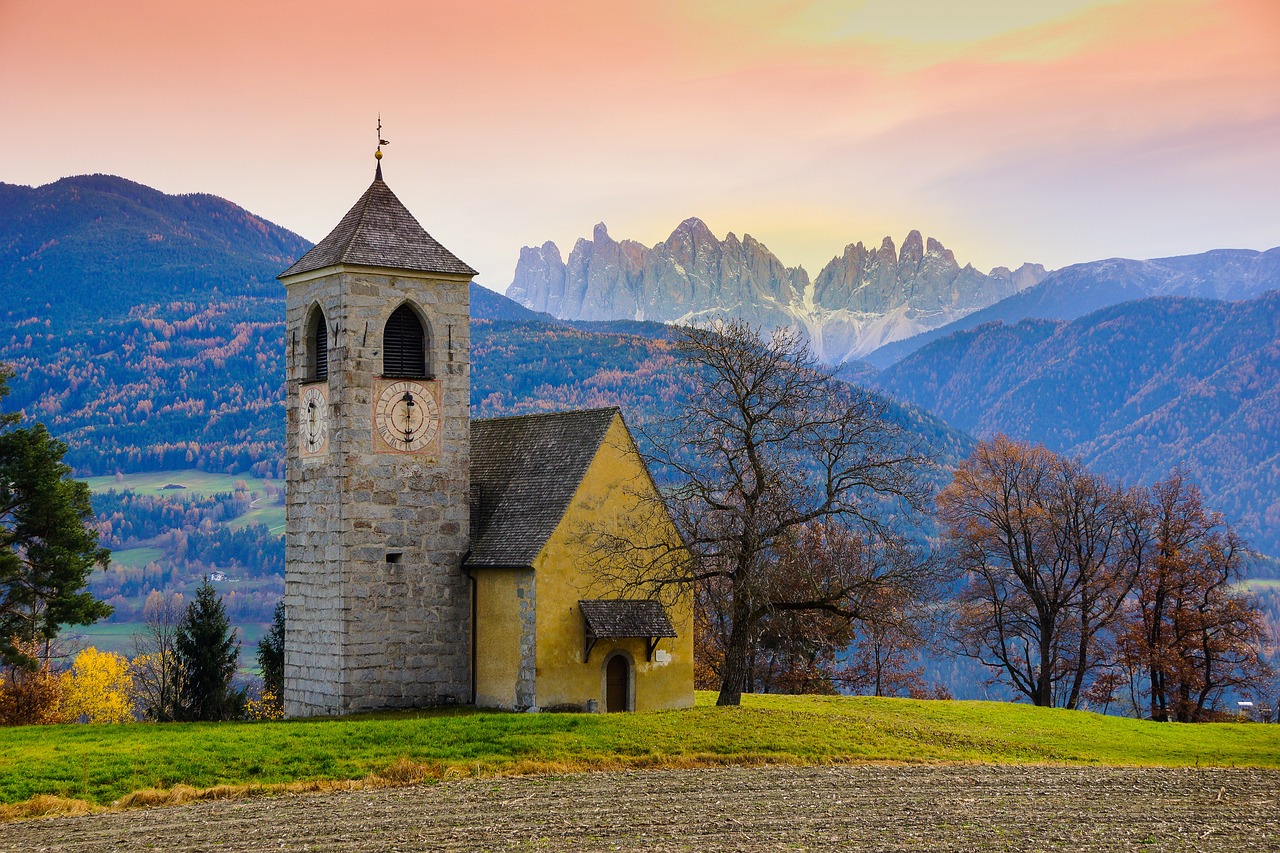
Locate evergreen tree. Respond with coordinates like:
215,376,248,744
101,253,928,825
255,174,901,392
0,367,112,669
257,599,285,706
175,578,242,721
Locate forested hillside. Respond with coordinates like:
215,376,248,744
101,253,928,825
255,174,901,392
0,175,308,327
875,293,1280,555
0,176,303,475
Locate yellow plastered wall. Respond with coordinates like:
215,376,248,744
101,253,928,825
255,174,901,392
532,414,694,711
473,568,530,709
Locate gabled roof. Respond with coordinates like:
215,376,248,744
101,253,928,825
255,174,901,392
466,407,620,569
278,169,477,279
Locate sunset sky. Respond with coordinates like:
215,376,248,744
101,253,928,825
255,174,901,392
2,0,1277,291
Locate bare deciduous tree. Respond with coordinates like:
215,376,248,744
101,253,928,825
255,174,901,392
937,436,1141,708
1120,473,1272,721
940,439,1271,718
588,320,937,706
130,589,185,722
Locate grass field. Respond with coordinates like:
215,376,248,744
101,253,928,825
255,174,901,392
83,470,261,498
1,693,1277,812
226,504,285,534
1245,578,1280,591
86,467,286,536
107,547,165,570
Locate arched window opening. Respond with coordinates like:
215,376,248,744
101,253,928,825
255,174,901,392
308,307,328,381
383,304,429,378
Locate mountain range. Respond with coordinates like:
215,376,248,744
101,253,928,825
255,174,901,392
866,247,1280,367
0,175,967,479
507,219,1047,362
2,174,1277,557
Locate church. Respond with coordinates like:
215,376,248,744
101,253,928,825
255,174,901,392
277,155,694,717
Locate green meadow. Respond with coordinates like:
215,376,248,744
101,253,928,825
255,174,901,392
2,693,1277,813
83,470,260,498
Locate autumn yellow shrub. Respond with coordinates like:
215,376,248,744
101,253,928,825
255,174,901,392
244,687,283,721
60,647,134,724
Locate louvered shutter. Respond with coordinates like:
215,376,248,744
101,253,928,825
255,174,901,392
383,305,427,378
311,312,329,381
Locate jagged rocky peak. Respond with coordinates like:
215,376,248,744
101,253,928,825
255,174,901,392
505,220,1048,362
899,230,925,271
809,230,1050,320
507,217,805,327
506,241,566,315
989,262,1049,290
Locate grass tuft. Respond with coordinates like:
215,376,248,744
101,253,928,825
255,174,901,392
0,794,101,822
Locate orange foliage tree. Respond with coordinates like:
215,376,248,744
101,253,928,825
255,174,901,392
0,639,63,726
1119,473,1272,721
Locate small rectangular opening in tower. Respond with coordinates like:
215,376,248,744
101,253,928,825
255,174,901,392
385,552,403,564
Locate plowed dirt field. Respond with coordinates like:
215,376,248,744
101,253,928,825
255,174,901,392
5,764,1278,852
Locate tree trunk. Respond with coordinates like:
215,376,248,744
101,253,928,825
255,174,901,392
1066,615,1090,711
716,593,753,706
1035,631,1054,706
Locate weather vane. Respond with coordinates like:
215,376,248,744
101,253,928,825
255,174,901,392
375,115,389,162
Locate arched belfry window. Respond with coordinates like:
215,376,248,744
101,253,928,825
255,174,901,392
307,307,328,381
383,304,429,379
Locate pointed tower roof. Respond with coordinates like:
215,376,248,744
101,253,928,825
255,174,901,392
279,170,477,279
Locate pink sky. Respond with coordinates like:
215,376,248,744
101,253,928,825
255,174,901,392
2,0,1277,290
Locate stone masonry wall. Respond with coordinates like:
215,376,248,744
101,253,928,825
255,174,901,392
284,273,349,716
284,266,473,716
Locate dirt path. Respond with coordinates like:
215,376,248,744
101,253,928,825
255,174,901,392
6,764,1279,852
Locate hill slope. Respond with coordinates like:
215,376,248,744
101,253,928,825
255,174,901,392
0,175,308,328
874,292,1280,554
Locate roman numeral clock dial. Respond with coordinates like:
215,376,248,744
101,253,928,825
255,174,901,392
373,379,442,456
299,384,330,458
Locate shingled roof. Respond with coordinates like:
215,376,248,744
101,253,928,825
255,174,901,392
579,600,677,639
278,168,477,279
466,407,621,569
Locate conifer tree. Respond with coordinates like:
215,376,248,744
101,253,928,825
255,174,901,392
175,578,242,721
0,366,112,669
256,599,285,710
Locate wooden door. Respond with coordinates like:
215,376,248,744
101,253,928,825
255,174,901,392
606,655,629,712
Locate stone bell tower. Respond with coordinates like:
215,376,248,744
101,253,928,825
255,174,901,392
278,149,475,716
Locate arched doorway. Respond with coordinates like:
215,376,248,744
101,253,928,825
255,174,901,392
605,653,630,713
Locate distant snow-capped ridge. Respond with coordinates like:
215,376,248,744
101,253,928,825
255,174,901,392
505,218,1047,363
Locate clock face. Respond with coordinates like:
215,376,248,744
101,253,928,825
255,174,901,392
299,384,329,458
373,379,441,455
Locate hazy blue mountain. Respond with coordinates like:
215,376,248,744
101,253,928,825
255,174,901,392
873,292,1280,555
470,284,552,321
865,247,1280,367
